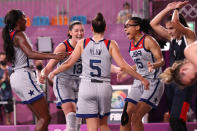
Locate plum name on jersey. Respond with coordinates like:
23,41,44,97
132,50,142,57
90,48,102,56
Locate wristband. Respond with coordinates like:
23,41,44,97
175,8,180,11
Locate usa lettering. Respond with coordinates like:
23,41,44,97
132,50,142,57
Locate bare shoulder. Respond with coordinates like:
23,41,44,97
77,39,85,47
14,31,25,38
54,42,66,53
13,31,26,46
110,40,118,46
145,35,154,41
78,38,85,43
145,35,158,45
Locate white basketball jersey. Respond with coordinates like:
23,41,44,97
57,40,82,79
80,38,112,81
10,31,33,70
129,35,162,79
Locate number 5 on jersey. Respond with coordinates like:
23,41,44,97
90,59,101,77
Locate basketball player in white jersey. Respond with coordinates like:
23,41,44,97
40,21,85,131
47,12,149,131
2,9,66,131
119,17,165,131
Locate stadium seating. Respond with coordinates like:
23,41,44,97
32,16,50,26
70,15,87,24
0,17,5,27
51,16,68,25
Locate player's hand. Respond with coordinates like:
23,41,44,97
39,69,47,84
166,2,177,10
147,61,154,72
141,78,150,90
49,72,56,81
54,52,68,60
117,70,128,81
175,1,188,9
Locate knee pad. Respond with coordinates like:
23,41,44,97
66,112,77,131
169,117,187,131
121,102,129,126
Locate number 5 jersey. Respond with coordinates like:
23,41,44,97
80,38,111,82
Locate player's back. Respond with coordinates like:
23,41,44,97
81,38,111,82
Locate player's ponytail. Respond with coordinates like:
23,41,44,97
130,17,153,34
2,9,23,63
92,12,106,33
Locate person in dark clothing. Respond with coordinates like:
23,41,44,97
151,1,196,131
0,52,13,125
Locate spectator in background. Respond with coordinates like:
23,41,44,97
0,52,13,125
116,2,132,24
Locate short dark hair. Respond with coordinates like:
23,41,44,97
166,14,188,27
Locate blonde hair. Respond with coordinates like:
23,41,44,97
160,61,184,85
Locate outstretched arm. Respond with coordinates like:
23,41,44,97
150,2,177,41
39,43,67,83
172,1,196,44
50,39,83,79
111,64,121,74
145,36,165,72
14,32,67,60
42,43,67,76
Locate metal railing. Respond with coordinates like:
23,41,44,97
0,98,57,125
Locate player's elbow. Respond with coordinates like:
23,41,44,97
150,21,156,27
119,64,127,72
25,51,35,59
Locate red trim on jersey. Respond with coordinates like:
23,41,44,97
63,40,74,55
10,31,16,40
179,102,190,121
84,38,91,47
130,36,145,51
104,40,109,47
